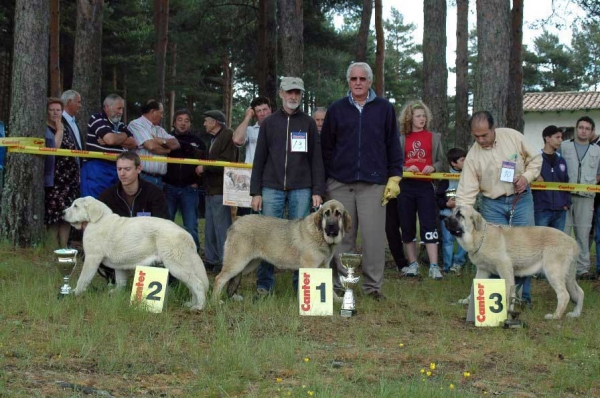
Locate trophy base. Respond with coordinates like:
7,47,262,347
340,308,356,317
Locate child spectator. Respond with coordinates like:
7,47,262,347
398,100,446,279
436,147,468,275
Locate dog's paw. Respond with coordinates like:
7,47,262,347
457,297,470,305
565,311,580,318
544,313,557,320
232,294,244,302
188,304,205,311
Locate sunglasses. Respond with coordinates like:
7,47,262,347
350,77,367,82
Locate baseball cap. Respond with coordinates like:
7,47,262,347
280,77,305,91
203,110,226,123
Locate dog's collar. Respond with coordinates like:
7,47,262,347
472,222,487,255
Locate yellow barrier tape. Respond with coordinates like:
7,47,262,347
6,145,252,169
2,139,598,192
0,137,44,147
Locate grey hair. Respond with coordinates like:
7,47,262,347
103,94,124,108
346,62,373,82
313,107,327,114
60,89,80,103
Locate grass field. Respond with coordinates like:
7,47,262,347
1,241,600,398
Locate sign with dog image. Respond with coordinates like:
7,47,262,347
223,167,252,208
473,279,507,327
298,268,333,316
130,266,169,313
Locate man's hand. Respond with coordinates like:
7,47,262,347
421,165,435,175
244,107,255,121
195,165,203,175
381,176,401,206
514,175,528,193
312,195,323,208
251,195,262,212
405,165,420,173
446,197,456,208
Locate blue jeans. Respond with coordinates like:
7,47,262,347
140,173,163,188
480,189,533,303
165,183,200,251
257,187,311,291
204,194,232,266
534,209,566,231
440,218,467,272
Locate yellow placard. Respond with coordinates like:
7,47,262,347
473,279,507,327
130,266,170,313
298,268,333,316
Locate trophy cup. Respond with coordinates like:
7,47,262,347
339,253,361,317
445,188,457,200
54,248,78,299
504,286,525,329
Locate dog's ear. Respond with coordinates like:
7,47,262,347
86,198,106,223
314,207,324,230
342,210,352,233
472,211,483,231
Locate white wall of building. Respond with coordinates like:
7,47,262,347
523,110,600,149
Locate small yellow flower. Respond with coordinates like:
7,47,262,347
420,368,425,374
277,388,281,392
304,357,310,363
463,371,471,378
449,384,455,389
302,385,306,389
287,392,291,396
426,371,432,377
399,343,404,347
430,362,436,370
422,378,426,382
308,392,314,396
276,377,282,383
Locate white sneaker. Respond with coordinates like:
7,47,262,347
400,266,410,274
449,264,462,275
429,265,443,280
406,262,419,277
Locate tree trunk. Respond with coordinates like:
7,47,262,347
455,0,470,149
72,0,104,147
0,0,49,247
49,0,61,97
506,0,524,132
278,0,303,77
169,43,176,127
374,0,384,96
154,0,169,108
222,53,233,127
474,0,510,126
423,0,448,136
258,0,277,107
356,0,373,62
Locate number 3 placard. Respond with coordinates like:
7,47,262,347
130,266,169,313
473,279,508,327
298,268,333,316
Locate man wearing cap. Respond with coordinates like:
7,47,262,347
320,62,403,301
250,77,325,296
560,116,600,279
533,125,570,231
127,99,180,187
198,110,237,272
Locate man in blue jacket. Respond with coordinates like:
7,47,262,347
320,62,403,301
533,125,570,230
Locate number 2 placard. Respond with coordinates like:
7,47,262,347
473,279,508,327
298,268,333,316
130,266,169,313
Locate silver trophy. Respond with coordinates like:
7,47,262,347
55,248,78,298
445,188,457,200
339,253,361,317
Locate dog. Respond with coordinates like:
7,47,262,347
63,196,210,310
444,206,583,320
212,199,351,300
225,171,251,191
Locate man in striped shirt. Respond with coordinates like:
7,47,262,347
81,94,137,198
127,99,180,187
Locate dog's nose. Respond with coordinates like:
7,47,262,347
325,222,339,236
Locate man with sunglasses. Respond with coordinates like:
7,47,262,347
320,62,403,301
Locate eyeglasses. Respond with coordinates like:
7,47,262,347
350,77,367,82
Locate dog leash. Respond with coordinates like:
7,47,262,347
472,222,487,255
508,191,523,227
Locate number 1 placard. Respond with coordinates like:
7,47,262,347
298,268,333,316
473,279,507,327
130,266,169,313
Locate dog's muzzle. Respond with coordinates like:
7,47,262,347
324,221,340,237
444,216,463,237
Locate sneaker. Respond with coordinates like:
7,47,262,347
405,262,419,277
400,266,410,274
449,264,462,275
429,265,443,280
253,287,270,301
